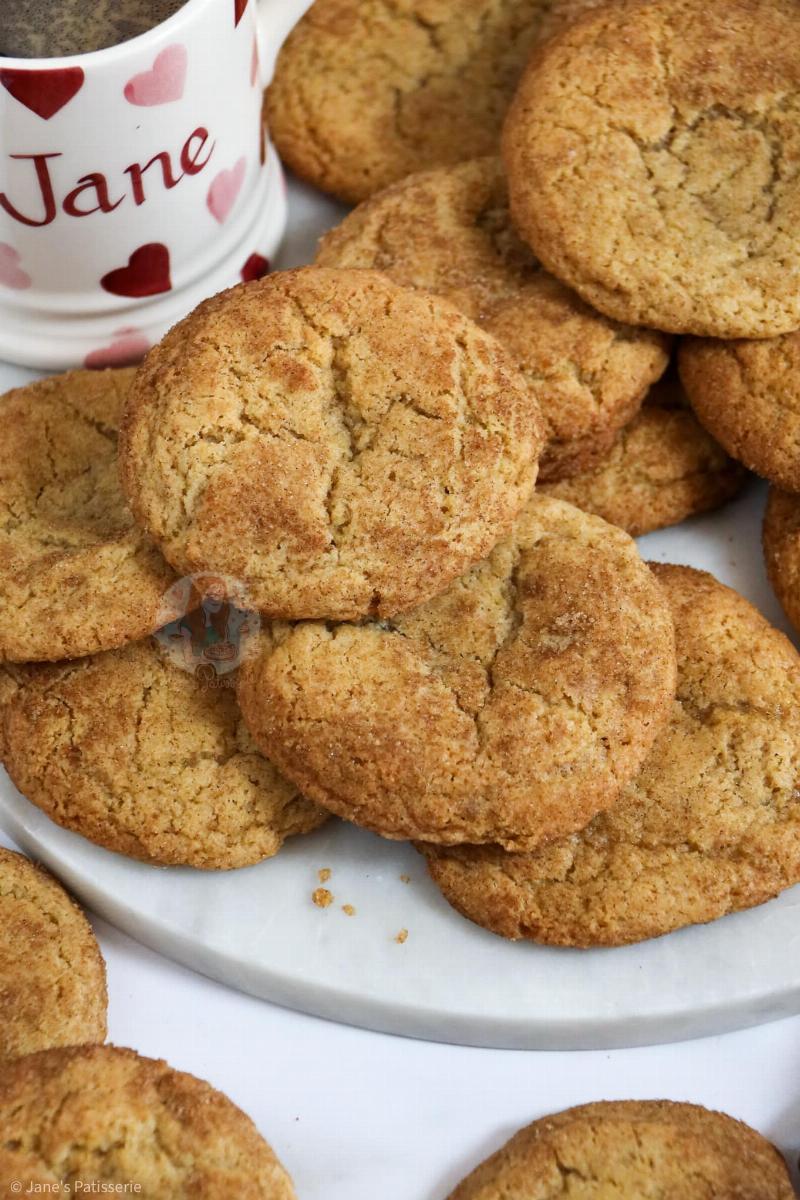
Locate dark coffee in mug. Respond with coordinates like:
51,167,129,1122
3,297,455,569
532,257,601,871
0,0,188,58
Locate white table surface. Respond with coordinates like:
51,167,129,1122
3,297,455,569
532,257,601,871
3,1,800,1192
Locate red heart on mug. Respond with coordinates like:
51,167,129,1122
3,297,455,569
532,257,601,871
100,244,172,298
241,253,269,283
84,327,150,369
235,0,249,26
0,66,84,120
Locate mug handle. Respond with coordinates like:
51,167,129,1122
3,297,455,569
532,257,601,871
256,0,302,83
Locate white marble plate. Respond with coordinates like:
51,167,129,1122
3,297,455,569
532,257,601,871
2,175,800,1052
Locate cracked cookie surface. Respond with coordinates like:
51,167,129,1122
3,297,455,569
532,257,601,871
237,495,676,849
681,331,800,492
446,1100,794,1199
0,1044,296,1198
120,268,542,620
421,565,800,945
763,487,800,635
2,639,327,870
266,0,573,204
0,369,176,663
541,372,745,535
503,0,800,337
0,847,107,1060
317,158,669,481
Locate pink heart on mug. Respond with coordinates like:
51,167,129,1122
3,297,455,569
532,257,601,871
0,243,31,290
250,38,259,86
100,244,172,298
235,0,249,26
0,66,84,119
207,157,246,224
124,45,187,106
84,327,150,369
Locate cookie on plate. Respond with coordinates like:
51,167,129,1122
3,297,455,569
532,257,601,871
764,488,800,634
3,638,327,870
238,496,676,850
0,664,27,760
0,847,107,1059
422,565,800,945
267,0,578,204
317,158,669,481
0,1044,296,1198
680,331,800,492
503,0,800,337
120,268,542,621
540,373,746,535
447,1101,794,1199
0,368,176,663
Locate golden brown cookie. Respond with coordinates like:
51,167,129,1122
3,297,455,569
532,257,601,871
680,331,800,492
267,0,572,205
0,847,107,1059
120,268,542,621
422,564,800,945
0,1044,296,1198
238,495,676,850
503,0,800,337
0,664,27,761
317,158,670,481
764,487,800,635
540,373,746,535
447,1100,794,1199
0,369,176,664
3,638,327,870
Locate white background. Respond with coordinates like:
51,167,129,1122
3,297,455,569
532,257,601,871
2,0,800,1193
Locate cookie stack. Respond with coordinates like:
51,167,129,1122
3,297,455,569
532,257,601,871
3,0,800,957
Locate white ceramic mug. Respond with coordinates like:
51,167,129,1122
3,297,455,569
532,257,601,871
0,0,287,369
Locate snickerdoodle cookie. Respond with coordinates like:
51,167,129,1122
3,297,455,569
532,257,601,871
422,565,800,945
680,331,800,492
120,268,542,620
0,664,27,760
267,0,576,204
0,848,107,1059
540,373,745,535
2,639,327,870
317,158,669,481
0,369,176,663
447,1101,794,1199
0,1045,296,1199
503,0,800,337
764,488,800,634
238,496,676,850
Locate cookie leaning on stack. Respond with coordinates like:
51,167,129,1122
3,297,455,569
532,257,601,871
2,638,327,870
503,0,800,337
238,495,676,850
0,369,175,663
540,371,746,536
421,565,800,945
119,267,543,620
266,0,606,204
316,156,670,482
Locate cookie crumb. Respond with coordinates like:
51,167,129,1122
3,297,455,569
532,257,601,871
395,928,409,944
399,874,411,884
312,888,333,908
317,867,331,883
342,904,356,917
